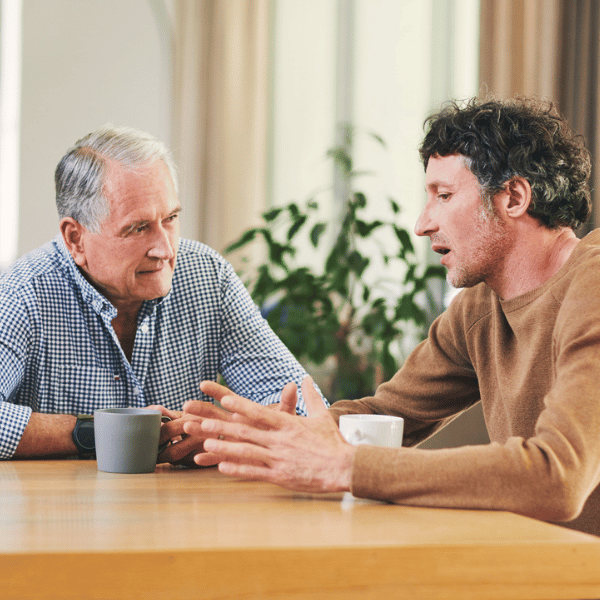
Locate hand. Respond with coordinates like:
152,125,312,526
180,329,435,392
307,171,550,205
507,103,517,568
147,403,227,467
184,377,355,493
198,380,300,415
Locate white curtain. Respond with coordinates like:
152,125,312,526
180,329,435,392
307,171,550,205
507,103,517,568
171,0,271,257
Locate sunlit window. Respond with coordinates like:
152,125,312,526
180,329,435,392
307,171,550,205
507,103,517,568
0,0,22,270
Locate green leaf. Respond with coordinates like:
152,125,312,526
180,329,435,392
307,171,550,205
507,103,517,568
394,226,415,256
368,131,386,147
355,219,384,237
353,191,367,208
423,265,447,279
224,229,258,253
287,214,308,241
287,203,301,219
348,251,370,277
310,223,326,247
327,147,352,174
389,198,401,214
262,207,284,222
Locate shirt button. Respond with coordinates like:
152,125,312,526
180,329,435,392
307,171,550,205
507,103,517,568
141,324,149,334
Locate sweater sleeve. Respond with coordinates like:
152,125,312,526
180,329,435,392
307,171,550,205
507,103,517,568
329,289,482,447
344,266,600,530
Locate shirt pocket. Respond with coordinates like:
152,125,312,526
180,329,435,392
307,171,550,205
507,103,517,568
52,365,127,414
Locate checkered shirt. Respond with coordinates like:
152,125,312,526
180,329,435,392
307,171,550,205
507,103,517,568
0,236,324,458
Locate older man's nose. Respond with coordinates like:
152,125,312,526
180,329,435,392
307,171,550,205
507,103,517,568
148,227,176,260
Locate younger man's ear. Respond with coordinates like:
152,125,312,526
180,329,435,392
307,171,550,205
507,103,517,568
502,177,532,218
60,217,87,267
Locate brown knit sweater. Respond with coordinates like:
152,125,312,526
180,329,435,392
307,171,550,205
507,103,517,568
329,229,600,537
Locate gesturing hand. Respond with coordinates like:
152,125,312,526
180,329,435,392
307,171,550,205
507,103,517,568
183,377,354,493
148,402,233,467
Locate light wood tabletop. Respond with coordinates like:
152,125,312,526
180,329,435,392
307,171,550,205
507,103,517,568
1,459,600,600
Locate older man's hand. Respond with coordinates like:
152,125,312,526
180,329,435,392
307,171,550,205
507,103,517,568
149,402,232,467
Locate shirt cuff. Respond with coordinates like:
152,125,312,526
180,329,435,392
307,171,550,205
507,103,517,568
0,403,32,459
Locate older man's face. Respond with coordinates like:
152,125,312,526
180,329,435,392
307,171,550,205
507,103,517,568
76,159,181,311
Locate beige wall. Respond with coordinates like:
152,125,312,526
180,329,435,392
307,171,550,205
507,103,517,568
17,0,173,257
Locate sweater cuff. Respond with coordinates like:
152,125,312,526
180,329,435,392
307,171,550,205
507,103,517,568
350,443,404,501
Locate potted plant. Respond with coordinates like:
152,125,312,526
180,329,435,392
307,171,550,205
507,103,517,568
226,124,446,400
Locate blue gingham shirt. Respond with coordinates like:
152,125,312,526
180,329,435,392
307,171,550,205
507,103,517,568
0,236,323,458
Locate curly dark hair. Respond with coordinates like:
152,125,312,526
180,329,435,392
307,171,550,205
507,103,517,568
419,97,592,229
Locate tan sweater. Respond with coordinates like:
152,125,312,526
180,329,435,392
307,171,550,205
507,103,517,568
329,229,600,537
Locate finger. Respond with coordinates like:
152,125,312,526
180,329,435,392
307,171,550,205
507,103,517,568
201,417,278,448
199,380,237,403
277,382,298,415
202,438,273,468
301,376,329,417
147,405,182,420
217,394,291,431
183,420,204,438
217,461,276,482
159,417,187,443
183,399,234,421
193,452,220,467
159,434,203,464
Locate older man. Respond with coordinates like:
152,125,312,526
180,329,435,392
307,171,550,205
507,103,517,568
0,124,322,463
184,97,600,538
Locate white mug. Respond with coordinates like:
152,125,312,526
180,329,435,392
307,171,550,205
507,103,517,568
339,414,404,448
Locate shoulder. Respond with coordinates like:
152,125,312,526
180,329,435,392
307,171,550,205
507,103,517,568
550,231,600,315
0,237,67,294
174,239,231,272
171,239,239,294
550,230,600,300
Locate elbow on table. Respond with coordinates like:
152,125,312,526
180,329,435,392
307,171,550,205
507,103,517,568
527,481,588,524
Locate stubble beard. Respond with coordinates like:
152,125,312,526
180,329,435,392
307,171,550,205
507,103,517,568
446,204,511,289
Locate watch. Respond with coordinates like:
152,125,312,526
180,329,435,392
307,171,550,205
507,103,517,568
72,414,96,458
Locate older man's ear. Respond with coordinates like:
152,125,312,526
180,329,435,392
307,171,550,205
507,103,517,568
60,217,88,267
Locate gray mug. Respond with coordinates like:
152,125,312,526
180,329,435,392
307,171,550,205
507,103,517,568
94,408,169,474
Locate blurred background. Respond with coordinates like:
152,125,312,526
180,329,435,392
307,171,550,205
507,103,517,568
1,0,598,447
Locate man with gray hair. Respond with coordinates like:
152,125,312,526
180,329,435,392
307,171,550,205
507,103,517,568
0,124,321,463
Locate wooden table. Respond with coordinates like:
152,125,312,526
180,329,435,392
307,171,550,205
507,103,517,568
1,460,600,600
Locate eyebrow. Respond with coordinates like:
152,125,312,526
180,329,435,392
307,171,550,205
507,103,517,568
120,206,182,236
425,180,453,192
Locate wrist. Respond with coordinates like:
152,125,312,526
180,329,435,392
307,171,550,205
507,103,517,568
72,414,96,458
334,444,356,492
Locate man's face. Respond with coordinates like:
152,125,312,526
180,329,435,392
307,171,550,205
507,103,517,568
415,154,511,290
75,159,181,310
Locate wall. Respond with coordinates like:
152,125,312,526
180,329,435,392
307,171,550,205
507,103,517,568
17,0,173,257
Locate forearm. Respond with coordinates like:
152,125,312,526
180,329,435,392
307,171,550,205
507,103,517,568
13,413,78,458
350,438,593,524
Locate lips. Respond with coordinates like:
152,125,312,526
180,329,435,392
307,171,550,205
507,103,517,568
430,239,451,268
137,265,166,275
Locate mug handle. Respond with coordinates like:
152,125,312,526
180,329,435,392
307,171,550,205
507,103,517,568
158,415,172,454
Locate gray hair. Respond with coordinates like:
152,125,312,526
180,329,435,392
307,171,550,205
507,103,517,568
55,124,179,233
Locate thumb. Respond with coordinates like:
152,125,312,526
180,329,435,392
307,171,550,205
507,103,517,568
278,381,299,414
